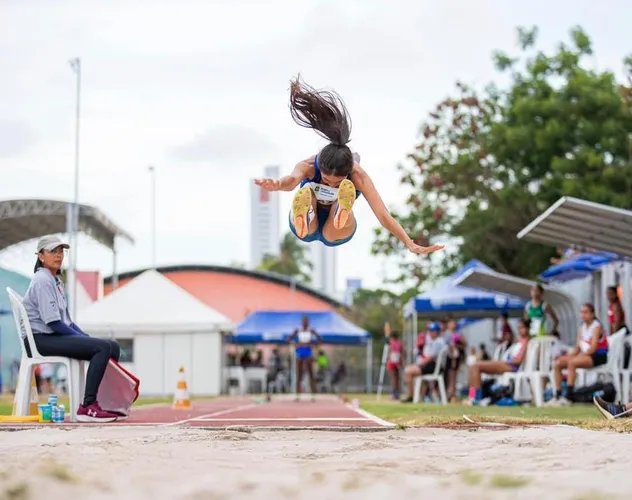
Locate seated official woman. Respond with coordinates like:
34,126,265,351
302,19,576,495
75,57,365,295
22,235,122,423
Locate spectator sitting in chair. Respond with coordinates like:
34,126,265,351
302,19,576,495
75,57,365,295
465,318,530,405
546,303,608,406
21,235,121,423
401,322,445,403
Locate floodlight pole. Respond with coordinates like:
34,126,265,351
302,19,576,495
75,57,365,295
69,57,81,320
148,165,156,268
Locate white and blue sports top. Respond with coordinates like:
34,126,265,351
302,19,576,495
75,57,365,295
299,155,362,207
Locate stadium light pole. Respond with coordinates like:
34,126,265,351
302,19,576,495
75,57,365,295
148,165,156,268
69,57,81,320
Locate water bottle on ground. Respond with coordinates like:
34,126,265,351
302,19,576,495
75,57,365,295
53,404,65,423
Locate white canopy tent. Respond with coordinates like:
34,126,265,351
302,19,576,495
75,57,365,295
517,196,632,259
77,269,234,396
454,268,580,346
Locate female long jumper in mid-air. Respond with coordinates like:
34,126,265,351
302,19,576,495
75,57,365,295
254,76,446,254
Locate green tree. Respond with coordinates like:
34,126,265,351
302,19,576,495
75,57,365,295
256,232,313,283
341,288,406,340
372,26,632,285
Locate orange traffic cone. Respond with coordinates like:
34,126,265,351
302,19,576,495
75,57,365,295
173,366,191,409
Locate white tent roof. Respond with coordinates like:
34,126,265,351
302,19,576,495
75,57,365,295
517,196,632,258
76,269,234,334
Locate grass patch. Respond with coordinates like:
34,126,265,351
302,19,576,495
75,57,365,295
342,394,632,431
458,469,483,486
311,471,325,483
1,481,30,500
489,474,530,488
573,493,608,500
40,461,76,483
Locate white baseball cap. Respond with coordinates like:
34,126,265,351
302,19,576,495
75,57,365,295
36,235,70,253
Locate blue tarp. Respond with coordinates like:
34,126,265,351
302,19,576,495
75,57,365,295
228,310,371,346
540,252,619,282
404,259,526,317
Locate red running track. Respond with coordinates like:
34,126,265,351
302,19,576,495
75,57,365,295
0,395,395,430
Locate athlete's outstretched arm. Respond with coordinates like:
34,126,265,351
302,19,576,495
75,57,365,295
255,156,314,192
353,167,444,255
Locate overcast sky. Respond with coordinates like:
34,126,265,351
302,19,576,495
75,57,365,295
1,0,631,292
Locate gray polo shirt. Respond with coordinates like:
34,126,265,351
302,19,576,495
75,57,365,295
22,268,71,336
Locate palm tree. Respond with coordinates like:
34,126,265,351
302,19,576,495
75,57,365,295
256,232,313,283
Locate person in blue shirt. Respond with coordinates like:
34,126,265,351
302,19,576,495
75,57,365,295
21,235,121,423
254,75,444,255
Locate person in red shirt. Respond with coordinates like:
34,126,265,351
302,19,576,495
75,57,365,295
386,327,403,400
607,286,627,335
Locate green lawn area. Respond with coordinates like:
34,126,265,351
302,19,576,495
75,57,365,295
350,394,632,432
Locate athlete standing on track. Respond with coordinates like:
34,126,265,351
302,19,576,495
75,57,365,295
288,316,322,401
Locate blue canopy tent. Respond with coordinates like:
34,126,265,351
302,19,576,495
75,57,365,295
540,251,619,283
404,260,526,320
227,310,373,392
229,311,370,345
403,260,527,364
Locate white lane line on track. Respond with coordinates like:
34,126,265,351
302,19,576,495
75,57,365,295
161,403,260,427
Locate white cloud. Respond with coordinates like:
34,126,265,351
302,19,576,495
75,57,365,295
170,125,280,166
0,120,37,158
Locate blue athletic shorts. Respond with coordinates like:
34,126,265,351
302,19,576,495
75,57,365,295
288,206,356,248
296,346,313,360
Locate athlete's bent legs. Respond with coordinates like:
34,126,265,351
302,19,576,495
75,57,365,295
290,187,318,239
322,179,356,243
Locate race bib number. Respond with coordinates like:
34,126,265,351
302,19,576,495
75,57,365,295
530,318,542,336
389,352,400,364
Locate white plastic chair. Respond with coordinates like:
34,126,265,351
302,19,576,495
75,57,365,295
6,287,86,422
499,338,541,404
413,346,449,404
223,366,246,395
529,336,558,407
575,328,626,402
244,366,267,393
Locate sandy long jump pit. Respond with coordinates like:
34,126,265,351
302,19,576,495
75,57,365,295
0,424,630,500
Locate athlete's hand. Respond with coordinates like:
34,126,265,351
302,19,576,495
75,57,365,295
254,178,281,191
407,241,445,255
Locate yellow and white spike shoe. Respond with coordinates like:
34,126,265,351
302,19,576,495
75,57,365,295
292,186,314,239
333,179,356,229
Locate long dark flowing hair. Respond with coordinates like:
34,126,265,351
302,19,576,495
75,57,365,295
289,75,354,177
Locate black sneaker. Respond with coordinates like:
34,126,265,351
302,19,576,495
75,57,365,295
400,396,413,403
593,396,628,419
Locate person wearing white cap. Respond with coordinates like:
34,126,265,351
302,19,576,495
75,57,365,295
21,235,121,423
